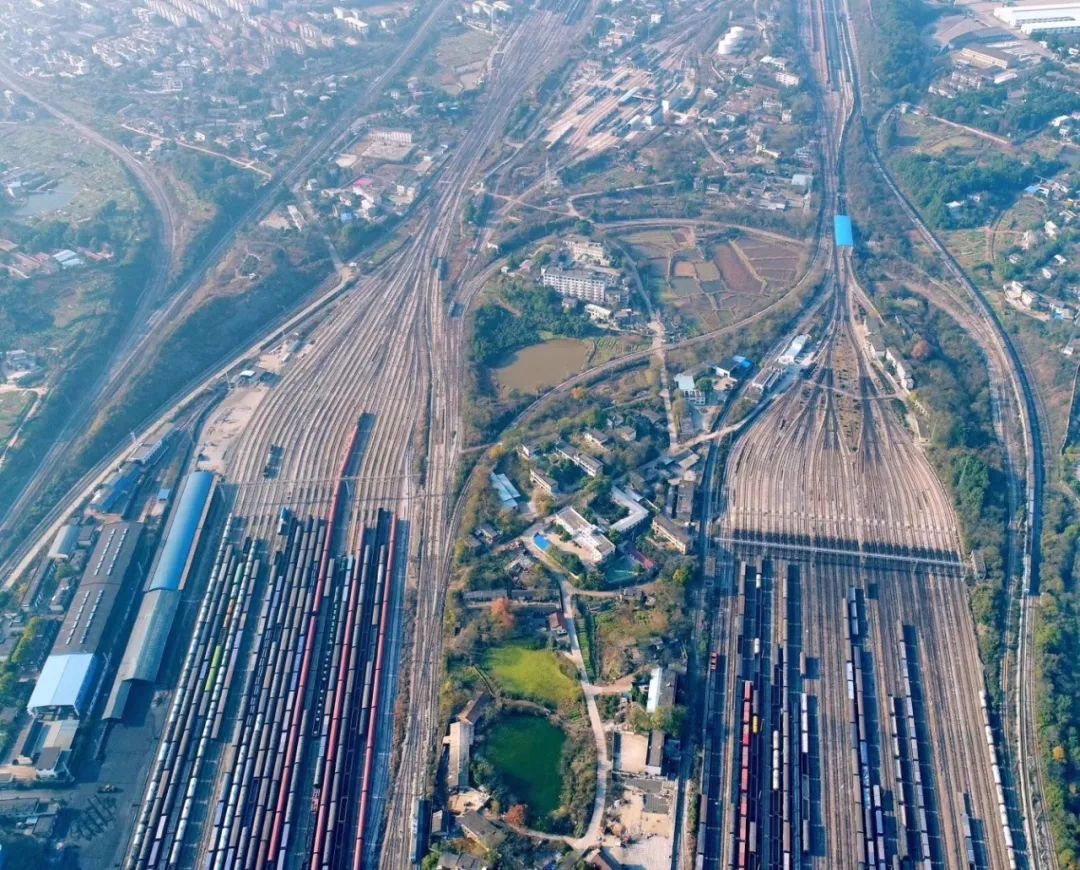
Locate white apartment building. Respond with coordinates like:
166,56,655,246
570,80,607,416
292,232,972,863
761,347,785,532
541,266,618,304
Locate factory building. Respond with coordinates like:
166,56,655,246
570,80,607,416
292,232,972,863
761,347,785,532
27,654,100,720
28,521,144,719
958,44,1015,69
90,462,143,515
46,525,80,561
779,334,810,366
105,472,217,719
994,1,1080,33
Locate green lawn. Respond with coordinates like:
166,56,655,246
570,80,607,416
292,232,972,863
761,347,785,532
483,713,566,820
485,644,581,709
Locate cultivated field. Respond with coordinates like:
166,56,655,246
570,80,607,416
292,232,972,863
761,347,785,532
622,226,807,332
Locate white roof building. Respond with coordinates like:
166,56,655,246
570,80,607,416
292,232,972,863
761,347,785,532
28,653,99,719
993,1,1080,33
779,334,810,366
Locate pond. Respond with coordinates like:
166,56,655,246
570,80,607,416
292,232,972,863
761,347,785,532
493,338,590,394
482,712,565,820
13,181,78,218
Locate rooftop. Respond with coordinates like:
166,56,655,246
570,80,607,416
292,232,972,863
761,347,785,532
28,653,98,716
53,521,142,657
146,471,216,593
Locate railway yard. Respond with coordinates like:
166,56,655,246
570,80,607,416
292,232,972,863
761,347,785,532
695,0,1034,862
0,0,1060,857
700,302,1024,869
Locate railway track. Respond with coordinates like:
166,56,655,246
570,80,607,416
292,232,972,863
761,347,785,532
119,3,603,866
694,0,1028,861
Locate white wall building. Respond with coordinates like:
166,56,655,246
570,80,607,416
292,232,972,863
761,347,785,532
541,267,617,304
993,1,1080,34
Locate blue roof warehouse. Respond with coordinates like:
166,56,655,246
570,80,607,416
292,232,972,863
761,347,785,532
105,471,218,720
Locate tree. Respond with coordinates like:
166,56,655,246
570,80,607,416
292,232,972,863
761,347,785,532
490,597,515,636
672,564,693,586
535,493,554,516
505,803,528,827
911,338,932,361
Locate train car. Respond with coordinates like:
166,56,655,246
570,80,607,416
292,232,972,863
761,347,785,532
412,798,431,865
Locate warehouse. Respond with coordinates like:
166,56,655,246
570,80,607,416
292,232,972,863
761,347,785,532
46,524,80,561
994,1,1080,33
51,521,142,658
27,653,100,719
104,471,217,719
28,521,144,719
146,470,216,592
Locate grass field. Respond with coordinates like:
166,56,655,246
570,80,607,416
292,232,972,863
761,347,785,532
483,713,566,820
485,644,581,709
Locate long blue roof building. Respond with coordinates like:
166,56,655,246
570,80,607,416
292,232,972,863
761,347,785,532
104,471,218,719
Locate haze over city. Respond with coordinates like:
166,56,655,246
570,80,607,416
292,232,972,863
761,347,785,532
0,0,1076,867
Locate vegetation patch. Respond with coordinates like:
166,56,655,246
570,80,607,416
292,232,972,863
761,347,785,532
484,644,581,711
926,75,1080,140
891,151,1059,230
1034,491,1080,865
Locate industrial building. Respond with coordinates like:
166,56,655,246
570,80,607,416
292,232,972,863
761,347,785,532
488,471,520,509
28,521,144,719
27,653,100,719
445,720,473,792
105,471,217,720
53,521,141,657
779,334,810,366
958,44,1015,69
46,524,79,561
15,719,79,782
90,461,143,514
994,1,1080,34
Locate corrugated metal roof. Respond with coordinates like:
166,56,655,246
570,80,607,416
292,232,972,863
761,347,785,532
834,214,854,247
28,653,98,715
47,525,80,560
115,588,180,684
52,522,141,657
146,471,215,593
